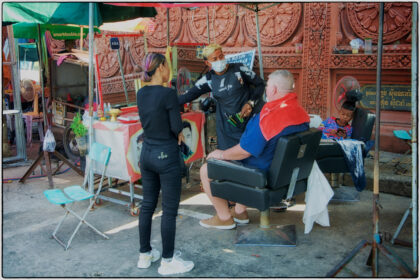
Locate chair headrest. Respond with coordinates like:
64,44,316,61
268,128,322,190
351,108,376,141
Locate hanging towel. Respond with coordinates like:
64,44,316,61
303,161,334,234
336,139,366,191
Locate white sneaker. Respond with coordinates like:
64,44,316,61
137,248,161,269
157,251,194,275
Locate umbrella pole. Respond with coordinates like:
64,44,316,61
206,7,210,44
254,4,264,80
116,48,129,105
371,3,385,275
326,4,416,277
88,3,94,194
37,23,54,188
411,3,418,272
80,26,83,51
167,8,170,46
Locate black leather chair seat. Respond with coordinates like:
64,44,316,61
209,128,322,212
210,178,308,212
207,159,266,188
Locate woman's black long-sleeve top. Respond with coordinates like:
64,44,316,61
137,85,183,146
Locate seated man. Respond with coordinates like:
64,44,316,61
199,70,311,229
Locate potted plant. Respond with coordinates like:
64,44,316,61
70,112,88,156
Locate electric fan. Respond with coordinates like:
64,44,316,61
176,67,192,95
333,76,360,111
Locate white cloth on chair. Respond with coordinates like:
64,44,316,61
303,161,334,234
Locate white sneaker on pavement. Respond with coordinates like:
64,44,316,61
157,251,194,275
137,248,161,269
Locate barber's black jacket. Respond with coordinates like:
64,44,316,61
137,85,183,147
178,63,265,150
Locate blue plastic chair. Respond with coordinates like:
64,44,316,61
393,129,412,154
44,142,112,250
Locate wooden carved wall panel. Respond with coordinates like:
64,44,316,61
330,54,411,69
126,37,145,72
302,3,330,117
244,3,302,46
346,3,412,44
147,7,182,47
95,35,124,78
188,5,237,44
225,5,256,47
263,55,303,69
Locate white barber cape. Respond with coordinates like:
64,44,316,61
303,161,334,234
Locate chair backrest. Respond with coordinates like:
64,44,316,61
351,108,376,142
267,128,322,190
82,142,112,190
89,142,112,166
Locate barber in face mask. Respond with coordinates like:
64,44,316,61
178,44,265,150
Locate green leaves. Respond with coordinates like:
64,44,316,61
70,112,88,138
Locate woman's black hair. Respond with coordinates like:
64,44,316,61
140,53,166,82
342,89,363,111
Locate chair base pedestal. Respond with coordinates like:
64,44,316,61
331,186,360,202
235,224,296,247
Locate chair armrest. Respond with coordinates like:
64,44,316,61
207,159,267,188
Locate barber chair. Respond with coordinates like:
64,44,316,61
207,128,322,246
316,108,376,202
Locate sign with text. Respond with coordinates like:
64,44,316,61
225,49,256,70
110,37,120,50
360,84,411,111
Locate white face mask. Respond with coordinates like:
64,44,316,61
211,59,227,72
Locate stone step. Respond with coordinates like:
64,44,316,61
342,151,413,197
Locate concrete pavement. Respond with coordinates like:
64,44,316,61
1,159,416,277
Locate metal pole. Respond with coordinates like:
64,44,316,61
166,8,170,46
255,4,264,80
411,2,418,272
36,25,47,132
116,49,129,105
37,23,54,188
88,3,94,194
206,7,210,44
372,3,384,277
80,26,83,51
6,25,26,161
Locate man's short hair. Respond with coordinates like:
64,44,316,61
268,70,295,92
202,43,222,60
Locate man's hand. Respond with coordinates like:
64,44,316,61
240,103,253,118
178,132,185,145
207,149,224,160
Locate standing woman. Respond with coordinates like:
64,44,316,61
136,53,194,275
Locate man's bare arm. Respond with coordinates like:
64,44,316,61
207,144,251,161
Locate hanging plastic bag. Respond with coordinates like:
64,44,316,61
43,129,56,152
